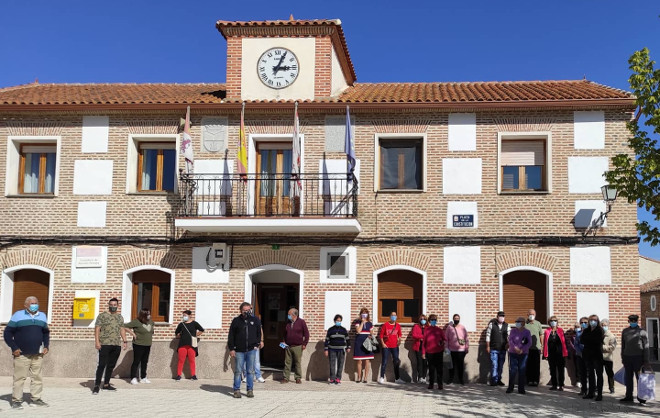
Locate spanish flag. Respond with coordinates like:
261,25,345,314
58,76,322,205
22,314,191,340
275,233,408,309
237,102,248,175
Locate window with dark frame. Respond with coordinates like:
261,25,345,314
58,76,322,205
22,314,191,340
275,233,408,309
19,144,56,194
326,252,348,280
379,138,423,190
500,139,546,192
377,269,422,323
132,270,171,322
137,143,176,192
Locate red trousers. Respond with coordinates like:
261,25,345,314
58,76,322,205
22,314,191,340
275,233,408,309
177,346,196,376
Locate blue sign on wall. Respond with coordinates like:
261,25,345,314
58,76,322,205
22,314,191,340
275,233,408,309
453,214,474,227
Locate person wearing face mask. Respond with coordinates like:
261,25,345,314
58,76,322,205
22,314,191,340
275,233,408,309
599,319,616,395
228,302,262,398
524,309,543,387
580,314,604,401
282,308,309,384
324,314,350,384
563,324,579,387
542,316,567,391
3,296,49,409
92,298,127,395
174,309,204,382
378,311,404,384
411,314,428,383
620,314,651,404
123,308,155,385
486,311,508,386
445,314,469,385
506,317,533,394
422,314,446,390
575,317,589,395
352,308,374,383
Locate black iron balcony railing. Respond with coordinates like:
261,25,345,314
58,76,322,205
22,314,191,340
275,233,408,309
178,172,358,218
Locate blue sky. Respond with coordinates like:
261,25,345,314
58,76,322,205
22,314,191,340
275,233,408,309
2,0,659,259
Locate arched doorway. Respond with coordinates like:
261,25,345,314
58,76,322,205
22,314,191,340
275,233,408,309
12,269,50,316
374,268,424,324
501,269,549,324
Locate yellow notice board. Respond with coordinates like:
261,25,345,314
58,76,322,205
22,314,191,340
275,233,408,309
73,297,96,320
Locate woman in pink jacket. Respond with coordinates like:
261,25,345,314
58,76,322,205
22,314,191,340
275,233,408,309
410,314,428,383
543,315,568,391
422,314,447,390
445,313,469,385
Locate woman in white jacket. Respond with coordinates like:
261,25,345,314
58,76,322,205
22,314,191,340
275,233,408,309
600,318,617,394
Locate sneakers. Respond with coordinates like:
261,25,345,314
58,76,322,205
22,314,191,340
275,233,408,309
246,390,254,398
130,378,139,385
102,384,117,391
257,377,265,383
295,378,302,384
335,379,341,384
378,377,385,384
418,377,426,384
29,399,49,407
191,375,198,381
141,378,151,384
242,376,246,383
329,379,336,384
175,375,182,381
395,378,406,384
11,402,23,409
92,386,100,395
233,390,241,399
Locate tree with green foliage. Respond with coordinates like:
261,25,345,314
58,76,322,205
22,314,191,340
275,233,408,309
605,47,660,246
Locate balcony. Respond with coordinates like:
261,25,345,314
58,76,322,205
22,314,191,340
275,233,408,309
174,172,361,234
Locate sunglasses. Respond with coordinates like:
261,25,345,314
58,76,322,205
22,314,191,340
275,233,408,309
580,322,588,324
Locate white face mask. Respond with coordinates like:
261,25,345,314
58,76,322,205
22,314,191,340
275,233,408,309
182,315,189,322
528,315,535,321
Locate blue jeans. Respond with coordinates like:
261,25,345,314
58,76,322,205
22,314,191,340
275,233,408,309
508,352,528,391
244,349,262,379
233,349,256,391
380,347,400,380
490,350,506,384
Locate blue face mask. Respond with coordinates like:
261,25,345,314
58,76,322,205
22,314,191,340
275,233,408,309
420,319,427,325
549,321,557,327
29,304,39,313
602,326,608,332
589,320,598,327
581,322,588,329
515,322,523,328
429,320,437,326
390,316,397,322
335,321,341,327
287,315,292,321
630,322,638,328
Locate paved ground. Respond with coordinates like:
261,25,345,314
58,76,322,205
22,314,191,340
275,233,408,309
0,376,656,417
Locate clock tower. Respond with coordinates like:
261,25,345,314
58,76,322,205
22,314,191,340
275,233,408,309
216,19,356,101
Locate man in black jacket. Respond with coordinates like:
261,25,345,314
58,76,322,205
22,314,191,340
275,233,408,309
580,314,604,401
228,302,262,399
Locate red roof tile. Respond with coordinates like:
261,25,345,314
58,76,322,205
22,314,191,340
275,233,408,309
0,80,633,108
641,278,660,293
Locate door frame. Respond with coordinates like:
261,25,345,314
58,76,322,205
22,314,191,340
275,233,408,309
122,265,176,325
498,266,553,320
244,264,304,318
247,134,305,216
647,317,660,362
1,264,54,324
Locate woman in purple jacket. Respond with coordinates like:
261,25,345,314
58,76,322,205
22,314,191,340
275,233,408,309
506,316,533,394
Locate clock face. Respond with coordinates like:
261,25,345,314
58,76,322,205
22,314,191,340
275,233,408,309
257,47,299,89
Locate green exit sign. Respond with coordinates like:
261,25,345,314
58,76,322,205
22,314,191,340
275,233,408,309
271,244,280,250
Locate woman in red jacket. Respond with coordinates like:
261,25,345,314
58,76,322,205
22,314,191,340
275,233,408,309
543,315,568,391
422,314,447,390
410,314,428,384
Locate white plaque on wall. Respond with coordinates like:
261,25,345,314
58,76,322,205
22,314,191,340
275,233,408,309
201,117,228,152
76,246,103,268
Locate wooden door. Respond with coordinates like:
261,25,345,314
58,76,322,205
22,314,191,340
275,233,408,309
12,269,49,315
502,270,547,324
256,143,292,216
257,283,299,368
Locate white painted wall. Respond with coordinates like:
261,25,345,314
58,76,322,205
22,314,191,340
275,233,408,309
574,111,605,149
446,201,478,229
570,247,612,285
448,292,477,332
444,247,481,284
77,201,107,227
71,246,108,283
191,247,229,283
576,292,609,322
242,38,315,101
72,290,101,328
195,290,223,329
82,116,109,153
324,291,352,331
318,159,360,195
73,160,113,195
568,157,609,194
319,246,357,283
448,113,477,151
330,46,348,97
442,158,482,194
573,200,607,229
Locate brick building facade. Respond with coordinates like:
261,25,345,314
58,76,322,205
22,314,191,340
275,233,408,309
0,19,641,381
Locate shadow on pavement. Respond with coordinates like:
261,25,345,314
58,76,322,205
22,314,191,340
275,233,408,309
199,383,239,398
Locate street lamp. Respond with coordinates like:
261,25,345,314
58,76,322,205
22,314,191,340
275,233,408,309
593,185,618,229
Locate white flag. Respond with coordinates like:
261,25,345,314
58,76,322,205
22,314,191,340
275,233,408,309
181,105,194,172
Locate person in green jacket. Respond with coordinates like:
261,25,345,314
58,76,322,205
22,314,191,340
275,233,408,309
123,308,155,385
524,308,544,386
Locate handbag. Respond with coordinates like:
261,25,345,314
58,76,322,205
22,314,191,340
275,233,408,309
638,367,656,401
362,335,380,353
182,322,198,348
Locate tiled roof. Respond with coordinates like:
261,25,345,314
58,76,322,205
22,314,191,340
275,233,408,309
641,278,660,293
0,80,633,107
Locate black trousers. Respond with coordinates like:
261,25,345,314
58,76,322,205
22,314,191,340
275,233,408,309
414,350,427,380
426,352,443,387
526,348,541,384
95,345,121,386
448,351,466,383
577,355,588,392
603,360,614,391
131,344,151,379
623,355,643,399
547,352,565,388
584,356,604,395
